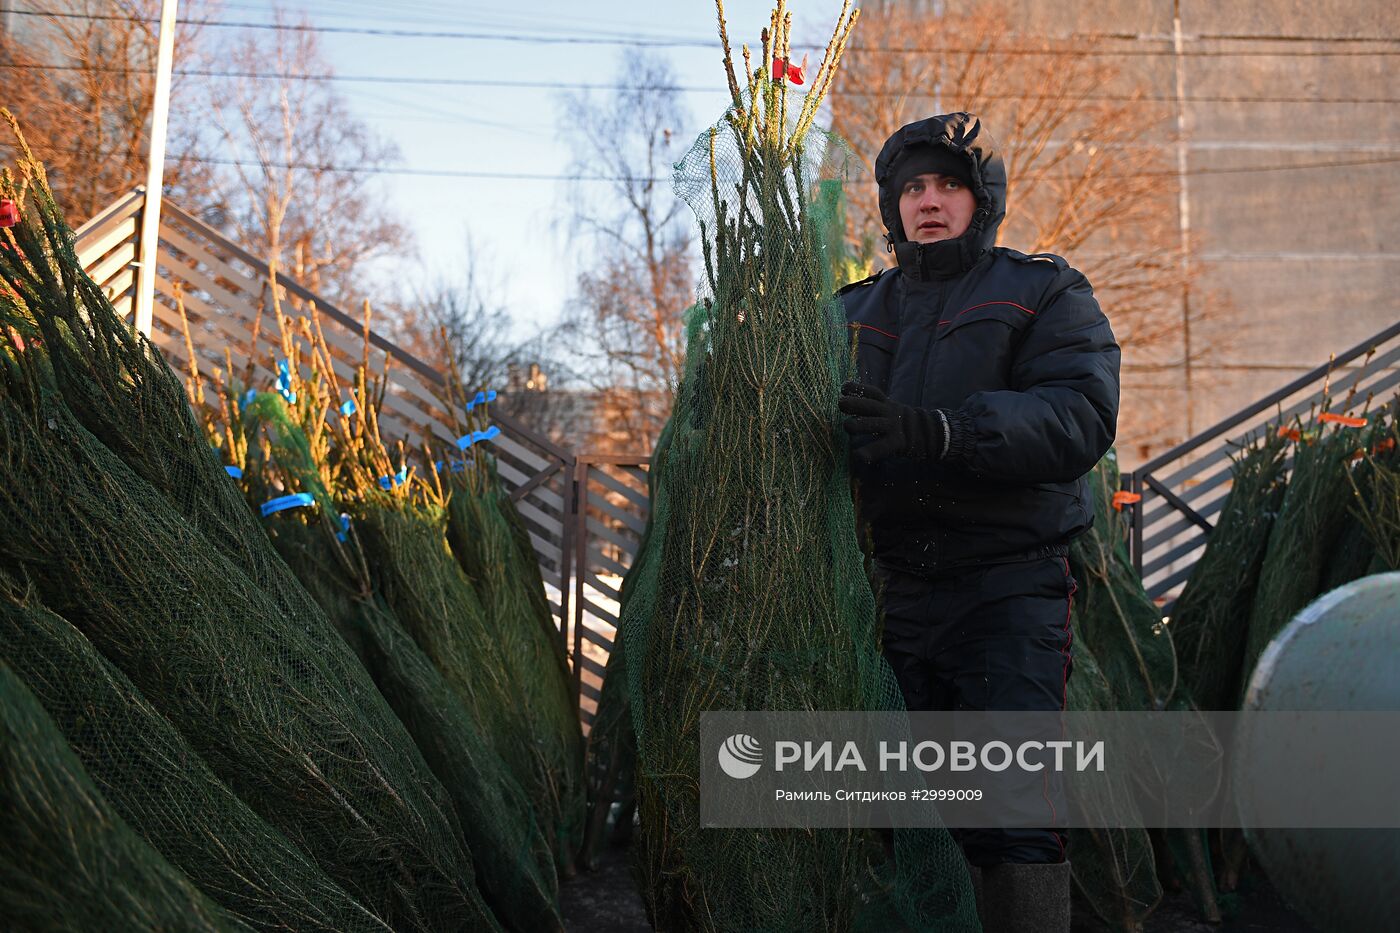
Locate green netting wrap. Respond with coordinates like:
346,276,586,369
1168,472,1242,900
1168,432,1289,711
355,497,574,875
1068,453,1179,713
236,371,563,932
7,166,352,664
1065,457,1174,932
582,189,869,873
269,518,564,933
1063,635,1160,933
0,578,390,932
1241,420,1361,690
1,126,498,930
445,460,585,872
1072,455,1225,924
0,661,245,933
0,388,493,932
617,9,978,926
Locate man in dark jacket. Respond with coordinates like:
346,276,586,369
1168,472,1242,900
839,112,1120,932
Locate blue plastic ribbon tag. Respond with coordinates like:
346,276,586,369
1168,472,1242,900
275,360,296,403
377,466,412,490
225,465,243,479
336,513,351,542
242,389,257,407
260,492,315,517
464,388,498,411
456,426,501,449
340,398,358,417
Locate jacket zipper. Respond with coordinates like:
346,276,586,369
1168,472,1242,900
913,281,947,409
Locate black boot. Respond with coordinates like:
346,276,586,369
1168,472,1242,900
980,860,1071,933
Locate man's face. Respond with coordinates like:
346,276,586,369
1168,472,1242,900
899,173,977,244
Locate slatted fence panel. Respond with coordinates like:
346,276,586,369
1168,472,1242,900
569,457,650,729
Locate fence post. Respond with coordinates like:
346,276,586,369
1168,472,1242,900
571,459,590,712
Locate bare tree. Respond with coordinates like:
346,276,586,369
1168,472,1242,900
395,249,516,394
384,237,577,449
830,0,1223,457
556,52,695,455
202,11,408,304
0,0,213,220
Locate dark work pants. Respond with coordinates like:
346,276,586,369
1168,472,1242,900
877,555,1076,866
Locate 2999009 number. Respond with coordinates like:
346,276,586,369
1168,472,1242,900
911,788,983,802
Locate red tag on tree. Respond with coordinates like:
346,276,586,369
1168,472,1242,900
771,53,808,85
0,199,18,228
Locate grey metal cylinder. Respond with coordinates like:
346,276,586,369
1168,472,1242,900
1235,572,1400,933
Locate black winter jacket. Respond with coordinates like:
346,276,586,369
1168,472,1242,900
842,113,1120,576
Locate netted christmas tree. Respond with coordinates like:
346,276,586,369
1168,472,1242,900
619,3,978,929
1241,409,1379,688
1167,430,1289,711
0,573,390,932
1063,635,1160,933
438,363,586,876
1068,452,1180,714
186,306,564,933
0,661,245,932
1069,453,1228,926
0,112,497,932
1341,399,1400,575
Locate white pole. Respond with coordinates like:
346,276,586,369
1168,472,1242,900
135,0,178,337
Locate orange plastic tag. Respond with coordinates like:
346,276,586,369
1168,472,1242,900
1318,412,1367,428
1111,491,1142,511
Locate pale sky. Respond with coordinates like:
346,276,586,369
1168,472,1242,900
202,0,846,339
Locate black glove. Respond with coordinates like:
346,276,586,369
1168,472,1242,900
839,381,951,464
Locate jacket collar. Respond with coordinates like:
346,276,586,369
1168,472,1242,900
894,223,992,281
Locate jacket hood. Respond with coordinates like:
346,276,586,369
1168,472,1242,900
875,113,1007,279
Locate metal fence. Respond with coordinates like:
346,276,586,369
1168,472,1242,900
1122,318,1400,608
71,189,654,729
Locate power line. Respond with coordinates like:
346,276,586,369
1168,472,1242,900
6,63,1400,106
217,0,698,42
6,8,712,46
173,152,1400,182
10,9,1400,56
